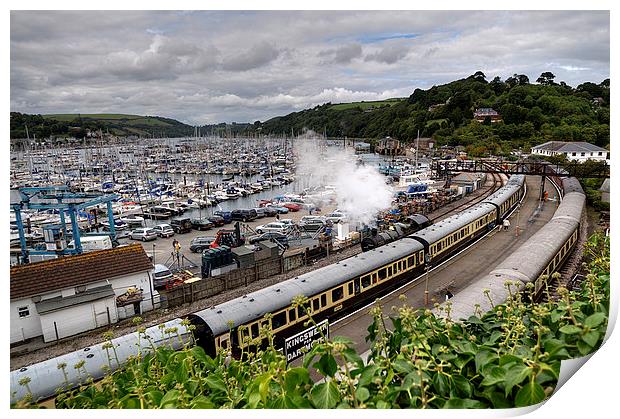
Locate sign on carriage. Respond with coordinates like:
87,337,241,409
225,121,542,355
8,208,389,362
284,319,329,363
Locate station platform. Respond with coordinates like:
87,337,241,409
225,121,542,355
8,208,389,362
330,175,561,354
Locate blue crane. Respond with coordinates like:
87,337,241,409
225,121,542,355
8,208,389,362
11,186,120,264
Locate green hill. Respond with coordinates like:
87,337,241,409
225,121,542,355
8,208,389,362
256,72,609,157
11,113,194,139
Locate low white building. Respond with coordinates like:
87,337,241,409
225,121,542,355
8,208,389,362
531,141,609,164
10,244,158,344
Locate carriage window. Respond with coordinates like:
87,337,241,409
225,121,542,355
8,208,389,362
312,299,320,311
332,287,344,302
348,282,353,295
378,269,387,281
387,266,392,277
298,306,306,318
289,308,297,322
220,338,229,349
362,275,371,287
272,311,287,330
407,256,415,267
354,278,361,295
321,294,327,307
251,323,259,339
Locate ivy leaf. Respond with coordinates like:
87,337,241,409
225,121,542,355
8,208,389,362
205,374,227,393
452,375,472,398
393,358,414,374
159,389,180,408
284,367,310,392
514,381,546,407
314,354,338,377
582,331,600,348
189,395,215,409
475,350,497,373
559,325,582,335
504,363,531,397
584,312,606,328
358,364,379,387
355,386,370,402
342,348,364,369
443,398,487,409
577,340,593,356
432,373,451,396
376,400,390,409
311,381,340,408
480,366,506,387
175,359,189,383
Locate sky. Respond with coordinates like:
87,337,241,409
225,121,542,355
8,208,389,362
10,9,610,125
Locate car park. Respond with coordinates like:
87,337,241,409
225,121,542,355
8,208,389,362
299,216,326,232
152,264,173,289
190,236,216,253
152,224,175,238
130,227,158,242
255,222,290,234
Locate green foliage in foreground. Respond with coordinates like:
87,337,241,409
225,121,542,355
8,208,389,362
14,233,609,409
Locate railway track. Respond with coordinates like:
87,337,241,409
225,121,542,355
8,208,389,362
431,170,504,223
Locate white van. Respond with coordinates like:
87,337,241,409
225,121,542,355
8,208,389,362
68,235,113,252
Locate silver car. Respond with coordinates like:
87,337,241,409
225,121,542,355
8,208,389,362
130,227,158,242
152,224,175,238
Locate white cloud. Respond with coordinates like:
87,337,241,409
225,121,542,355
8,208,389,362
10,10,610,124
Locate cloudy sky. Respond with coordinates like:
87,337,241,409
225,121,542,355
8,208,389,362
10,10,610,125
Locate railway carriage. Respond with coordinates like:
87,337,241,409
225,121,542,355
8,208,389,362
442,176,585,321
10,175,529,403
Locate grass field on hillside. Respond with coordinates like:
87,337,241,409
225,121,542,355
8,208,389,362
329,98,403,111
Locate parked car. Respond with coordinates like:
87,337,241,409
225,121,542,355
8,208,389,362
248,232,289,247
253,207,267,218
231,209,257,222
282,203,302,212
130,227,158,242
170,218,193,234
270,205,289,214
191,218,214,231
213,210,232,224
299,216,326,232
208,215,225,227
190,236,216,253
255,222,290,235
262,207,278,217
152,224,175,238
326,211,348,224
152,264,173,289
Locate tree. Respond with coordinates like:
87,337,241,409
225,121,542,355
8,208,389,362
536,72,556,85
471,71,487,82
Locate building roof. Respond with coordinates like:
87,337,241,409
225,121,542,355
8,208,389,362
474,108,499,116
532,141,608,153
35,284,116,315
10,244,153,300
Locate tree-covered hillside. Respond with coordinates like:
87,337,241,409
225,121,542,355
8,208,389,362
257,72,610,157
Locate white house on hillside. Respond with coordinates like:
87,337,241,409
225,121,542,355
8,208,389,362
10,244,158,344
531,141,609,164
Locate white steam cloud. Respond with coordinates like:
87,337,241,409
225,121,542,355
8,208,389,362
294,132,394,225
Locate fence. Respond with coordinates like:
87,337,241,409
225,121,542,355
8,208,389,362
161,240,353,310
